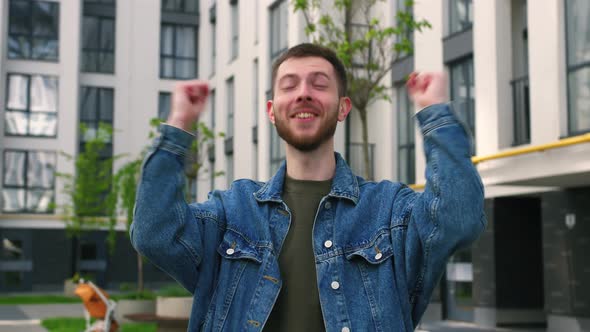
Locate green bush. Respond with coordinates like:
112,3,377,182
156,284,191,297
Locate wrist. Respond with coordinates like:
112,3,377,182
166,115,196,132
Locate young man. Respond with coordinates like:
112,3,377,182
131,43,485,331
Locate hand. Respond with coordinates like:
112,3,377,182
167,80,210,131
407,72,448,110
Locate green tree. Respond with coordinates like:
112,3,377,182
293,0,430,179
55,123,118,278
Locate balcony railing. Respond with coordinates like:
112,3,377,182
348,142,375,180
511,75,530,146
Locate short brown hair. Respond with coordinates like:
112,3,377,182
271,43,348,98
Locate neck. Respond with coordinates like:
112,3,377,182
285,139,336,181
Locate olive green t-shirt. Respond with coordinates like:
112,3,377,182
263,175,332,331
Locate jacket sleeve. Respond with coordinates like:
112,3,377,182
401,104,486,324
130,124,224,293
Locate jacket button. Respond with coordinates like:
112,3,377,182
324,202,332,209
331,281,340,290
324,240,333,248
341,327,350,332
375,253,383,260
226,248,235,255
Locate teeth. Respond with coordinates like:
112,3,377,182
295,113,314,119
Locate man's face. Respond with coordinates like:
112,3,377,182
267,57,350,152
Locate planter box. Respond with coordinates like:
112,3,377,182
156,296,193,318
115,299,156,323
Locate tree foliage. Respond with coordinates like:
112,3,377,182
293,0,430,179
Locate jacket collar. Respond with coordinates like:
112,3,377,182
254,152,359,204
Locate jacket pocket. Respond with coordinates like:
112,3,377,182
344,231,393,264
217,229,263,264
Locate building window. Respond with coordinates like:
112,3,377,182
209,3,216,76
269,0,288,64
162,0,199,14
449,57,476,154
229,0,239,60
2,150,56,213
210,89,216,191
79,86,114,157
7,0,59,61
397,84,415,184
226,154,233,188
158,92,172,121
566,0,590,134
81,0,116,73
448,0,473,35
268,0,288,176
226,78,234,138
4,74,58,137
160,24,198,79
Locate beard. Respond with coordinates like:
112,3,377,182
273,106,339,152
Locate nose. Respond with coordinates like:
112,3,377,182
296,82,313,102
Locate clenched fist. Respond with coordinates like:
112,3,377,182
407,72,447,110
167,80,210,131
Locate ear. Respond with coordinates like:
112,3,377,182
337,97,352,122
266,100,276,125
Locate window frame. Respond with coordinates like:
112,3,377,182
396,84,415,184
78,86,114,158
229,0,239,60
4,73,59,138
7,0,60,61
81,0,116,74
2,149,57,214
447,0,473,37
448,56,476,154
565,0,590,136
159,23,198,79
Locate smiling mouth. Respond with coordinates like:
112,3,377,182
293,112,317,119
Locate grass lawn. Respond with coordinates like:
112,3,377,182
42,317,157,332
0,295,81,305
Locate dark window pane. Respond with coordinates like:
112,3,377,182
184,0,198,13
33,2,59,37
8,36,31,59
82,51,98,72
566,0,590,65
175,26,195,57
30,76,58,112
6,75,29,110
81,243,98,260
99,89,114,121
161,58,175,77
5,112,29,135
9,1,31,35
174,59,196,78
80,88,98,121
568,67,590,133
1,189,25,212
159,92,171,120
29,113,57,136
98,52,115,73
32,38,59,60
82,16,100,49
100,18,115,51
161,25,174,56
4,151,26,186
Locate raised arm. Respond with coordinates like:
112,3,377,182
404,72,486,323
130,81,220,292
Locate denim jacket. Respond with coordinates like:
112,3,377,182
130,104,486,332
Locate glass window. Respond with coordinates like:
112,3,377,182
81,0,116,74
162,0,199,14
449,0,473,35
210,3,216,75
269,0,288,62
226,78,234,138
226,154,233,188
8,0,59,61
449,57,476,154
158,92,172,120
210,89,216,191
566,0,590,134
160,24,198,79
396,84,415,184
79,86,114,156
2,150,56,213
395,0,414,57
230,0,239,60
5,74,58,137
253,59,259,126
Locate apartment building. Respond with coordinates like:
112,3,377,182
0,0,589,330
